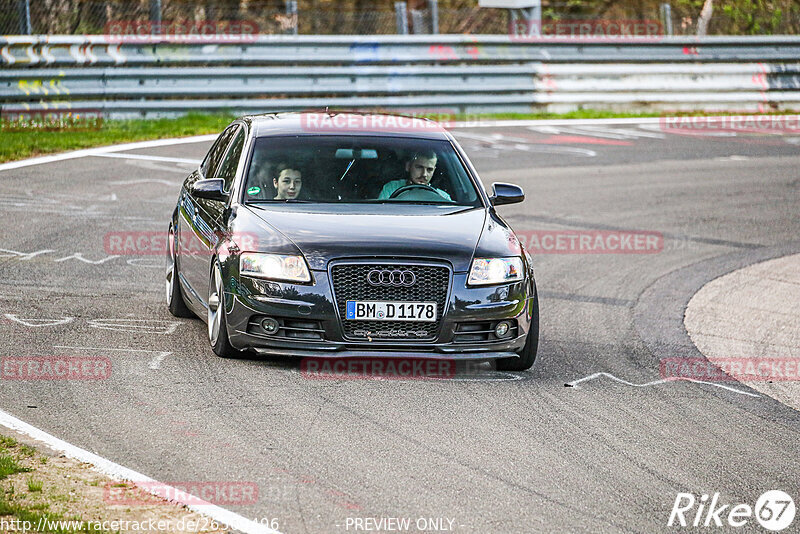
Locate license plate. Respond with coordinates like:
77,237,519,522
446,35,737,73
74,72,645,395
346,301,437,322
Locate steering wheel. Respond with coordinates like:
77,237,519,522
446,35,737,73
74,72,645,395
388,184,445,200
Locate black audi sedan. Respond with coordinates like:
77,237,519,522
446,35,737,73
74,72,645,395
166,112,539,370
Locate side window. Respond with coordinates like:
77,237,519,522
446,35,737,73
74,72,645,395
201,125,236,178
212,127,246,192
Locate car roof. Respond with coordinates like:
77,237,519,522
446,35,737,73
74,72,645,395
245,111,452,141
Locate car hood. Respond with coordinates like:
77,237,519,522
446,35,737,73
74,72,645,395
246,205,487,272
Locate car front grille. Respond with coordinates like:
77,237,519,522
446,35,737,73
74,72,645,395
330,262,451,341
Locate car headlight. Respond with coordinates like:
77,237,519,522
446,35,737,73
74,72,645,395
240,253,311,283
468,257,524,286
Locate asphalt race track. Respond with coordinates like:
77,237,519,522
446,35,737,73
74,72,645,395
1,120,799,533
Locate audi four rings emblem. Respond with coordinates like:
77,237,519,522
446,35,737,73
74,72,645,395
367,269,417,287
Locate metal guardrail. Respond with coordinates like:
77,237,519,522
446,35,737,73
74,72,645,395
2,35,800,117
4,35,800,65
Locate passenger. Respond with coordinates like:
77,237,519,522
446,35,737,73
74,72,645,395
377,150,451,201
273,163,303,200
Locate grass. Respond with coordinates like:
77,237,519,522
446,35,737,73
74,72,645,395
0,454,28,480
0,497,106,533
2,108,799,164
0,433,109,533
0,436,30,480
0,112,235,163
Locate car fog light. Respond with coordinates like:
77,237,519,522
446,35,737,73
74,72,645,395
261,317,280,335
495,321,511,338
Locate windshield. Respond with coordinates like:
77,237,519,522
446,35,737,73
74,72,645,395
243,135,482,206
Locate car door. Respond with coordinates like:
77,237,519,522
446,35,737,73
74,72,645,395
203,124,247,227
179,124,238,305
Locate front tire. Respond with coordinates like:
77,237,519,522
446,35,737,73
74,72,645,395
208,262,244,358
496,290,539,372
166,225,194,318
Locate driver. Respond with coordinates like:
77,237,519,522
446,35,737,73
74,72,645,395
377,150,451,201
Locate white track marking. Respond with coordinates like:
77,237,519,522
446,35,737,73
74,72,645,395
120,159,199,175
528,124,666,140
0,409,280,534
147,351,171,370
511,142,597,157
566,372,760,397
638,122,738,137
4,314,74,327
91,153,201,164
0,248,54,260
109,178,180,186
456,131,597,157
85,319,182,335
528,125,634,140
126,257,163,268
452,117,667,128
590,125,666,139
0,134,217,172
714,155,750,161
55,345,172,371
54,253,120,264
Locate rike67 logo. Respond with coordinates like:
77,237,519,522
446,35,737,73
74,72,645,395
668,490,795,531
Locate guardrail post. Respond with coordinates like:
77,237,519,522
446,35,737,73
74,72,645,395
522,1,542,36
16,0,31,35
410,9,425,34
506,2,541,36
660,3,673,36
150,0,162,34
430,0,439,34
395,2,409,35
286,0,298,36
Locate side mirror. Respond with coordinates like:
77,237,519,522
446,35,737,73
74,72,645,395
489,182,525,206
191,178,228,202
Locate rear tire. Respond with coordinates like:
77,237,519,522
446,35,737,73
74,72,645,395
166,225,194,318
208,262,245,359
496,290,539,372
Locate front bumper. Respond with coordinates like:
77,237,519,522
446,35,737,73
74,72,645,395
223,268,535,360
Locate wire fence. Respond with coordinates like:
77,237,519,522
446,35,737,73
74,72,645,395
0,1,798,36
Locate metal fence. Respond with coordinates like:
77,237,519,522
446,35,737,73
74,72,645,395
2,35,799,118
2,1,799,36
